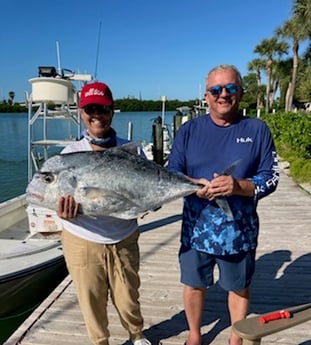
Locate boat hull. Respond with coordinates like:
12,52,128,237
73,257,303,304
0,254,68,318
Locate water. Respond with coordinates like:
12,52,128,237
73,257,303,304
0,111,175,203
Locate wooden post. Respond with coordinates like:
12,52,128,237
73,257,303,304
161,96,167,124
152,120,163,165
174,112,183,137
127,121,133,140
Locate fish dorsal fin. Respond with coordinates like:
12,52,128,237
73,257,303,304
118,141,143,155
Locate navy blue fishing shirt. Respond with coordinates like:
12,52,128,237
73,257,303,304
168,114,279,256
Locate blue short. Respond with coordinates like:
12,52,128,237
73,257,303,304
179,247,256,291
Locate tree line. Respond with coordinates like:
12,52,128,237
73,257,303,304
0,98,198,113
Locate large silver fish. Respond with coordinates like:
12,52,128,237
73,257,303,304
26,145,200,219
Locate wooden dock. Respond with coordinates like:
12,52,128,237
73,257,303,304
4,170,311,345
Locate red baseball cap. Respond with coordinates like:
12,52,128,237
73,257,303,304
79,82,114,108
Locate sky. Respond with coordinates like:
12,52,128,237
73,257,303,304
0,0,297,102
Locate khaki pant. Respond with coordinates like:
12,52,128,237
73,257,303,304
62,229,144,345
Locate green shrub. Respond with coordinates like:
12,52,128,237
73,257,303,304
290,158,311,183
261,112,311,183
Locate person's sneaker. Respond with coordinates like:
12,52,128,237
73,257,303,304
133,338,151,345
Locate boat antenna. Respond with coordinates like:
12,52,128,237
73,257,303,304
94,21,102,80
56,40,62,76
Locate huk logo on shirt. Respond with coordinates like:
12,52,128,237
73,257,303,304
85,88,105,97
236,137,253,143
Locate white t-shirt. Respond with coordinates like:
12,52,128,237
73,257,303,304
60,137,138,244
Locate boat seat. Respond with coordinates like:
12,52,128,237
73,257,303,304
232,303,311,345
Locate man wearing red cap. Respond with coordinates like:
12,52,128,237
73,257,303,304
57,81,151,345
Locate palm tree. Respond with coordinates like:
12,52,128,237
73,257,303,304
276,15,310,112
293,47,311,104
247,58,266,110
269,64,281,109
293,0,311,31
275,58,293,109
254,37,289,113
303,42,311,63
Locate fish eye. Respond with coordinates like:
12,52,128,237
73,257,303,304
40,172,55,184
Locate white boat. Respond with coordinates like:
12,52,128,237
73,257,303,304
0,194,67,318
0,66,92,334
176,99,209,123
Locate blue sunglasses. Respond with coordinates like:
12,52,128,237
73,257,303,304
207,83,239,96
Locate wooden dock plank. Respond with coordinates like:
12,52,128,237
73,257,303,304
4,170,311,345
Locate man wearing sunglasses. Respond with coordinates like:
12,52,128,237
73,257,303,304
168,65,279,345
57,81,151,345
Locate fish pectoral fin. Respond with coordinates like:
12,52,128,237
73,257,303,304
78,187,139,214
81,187,106,200
80,187,133,203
